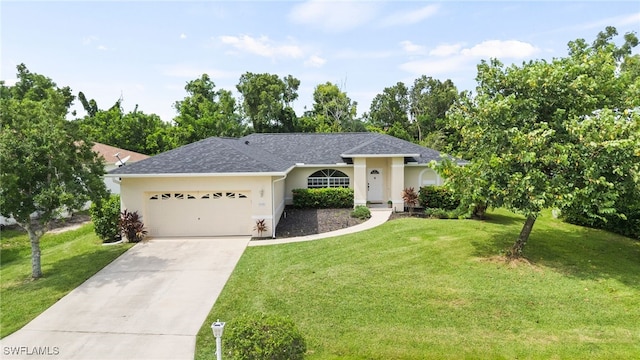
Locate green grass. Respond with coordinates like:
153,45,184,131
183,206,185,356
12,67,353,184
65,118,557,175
0,224,132,338
195,209,640,359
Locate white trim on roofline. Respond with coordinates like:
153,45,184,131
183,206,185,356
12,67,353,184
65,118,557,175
292,163,353,167
341,153,420,158
105,169,294,178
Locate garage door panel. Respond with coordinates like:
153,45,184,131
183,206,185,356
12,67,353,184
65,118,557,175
145,191,251,237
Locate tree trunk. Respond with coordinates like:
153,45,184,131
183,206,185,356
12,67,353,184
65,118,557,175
23,222,44,279
510,215,537,259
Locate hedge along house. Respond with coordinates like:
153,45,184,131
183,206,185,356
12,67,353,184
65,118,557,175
107,133,453,238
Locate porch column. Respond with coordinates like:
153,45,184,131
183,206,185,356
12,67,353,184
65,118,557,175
390,157,405,212
353,158,367,207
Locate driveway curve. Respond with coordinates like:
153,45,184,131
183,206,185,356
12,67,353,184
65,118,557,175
1,237,249,360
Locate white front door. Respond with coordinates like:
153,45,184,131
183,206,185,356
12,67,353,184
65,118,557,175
367,169,383,203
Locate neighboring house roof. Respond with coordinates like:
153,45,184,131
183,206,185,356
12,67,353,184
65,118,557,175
92,142,150,166
109,133,450,176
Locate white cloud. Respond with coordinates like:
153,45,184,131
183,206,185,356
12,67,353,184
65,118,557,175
219,34,304,59
289,0,379,32
461,40,539,59
430,43,463,57
97,45,108,51
400,40,426,54
400,56,469,76
304,55,327,68
382,4,440,27
180,33,187,40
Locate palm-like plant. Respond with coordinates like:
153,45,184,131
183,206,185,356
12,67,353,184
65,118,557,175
402,187,419,215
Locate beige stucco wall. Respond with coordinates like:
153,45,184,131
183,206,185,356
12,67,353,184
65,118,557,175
404,166,443,189
272,175,287,237
120,176,274,237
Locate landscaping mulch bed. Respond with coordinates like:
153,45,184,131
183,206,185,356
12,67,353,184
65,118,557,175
275,207,366,238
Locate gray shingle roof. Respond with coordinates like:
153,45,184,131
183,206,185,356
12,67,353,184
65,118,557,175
110,133,448,175
110,137,294,175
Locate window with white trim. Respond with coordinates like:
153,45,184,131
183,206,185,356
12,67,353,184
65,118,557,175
307,169,350,189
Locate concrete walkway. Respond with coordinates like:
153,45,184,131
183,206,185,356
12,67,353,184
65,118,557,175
1,237,249,360
250,208,393,247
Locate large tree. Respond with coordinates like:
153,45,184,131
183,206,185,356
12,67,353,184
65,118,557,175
437,27,640,258
74,95,176,155
409,76,459,149
236,72,299,133
0,65,108,278
299,82,360,132
366,82,410,134
173,74,246,144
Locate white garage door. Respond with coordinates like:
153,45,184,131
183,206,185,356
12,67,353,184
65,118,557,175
145,191,251,237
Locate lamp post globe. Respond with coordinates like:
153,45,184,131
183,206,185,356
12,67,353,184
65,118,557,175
211,320,225,360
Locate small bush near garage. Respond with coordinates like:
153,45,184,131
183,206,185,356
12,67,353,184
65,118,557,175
224,313,306,360
351,205,371,220
89,194,120,242
119,210,148,243
418,186,460,210
292,188,353,208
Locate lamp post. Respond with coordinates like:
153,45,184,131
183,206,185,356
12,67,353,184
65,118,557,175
211,319,225,360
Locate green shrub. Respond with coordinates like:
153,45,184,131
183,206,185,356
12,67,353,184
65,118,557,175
425,208,450,219
424,207,470,219
292,188,353,208
418,186,460,210
224,313,306,360
89,195,120,242
351,205,371,220
562,203,640,240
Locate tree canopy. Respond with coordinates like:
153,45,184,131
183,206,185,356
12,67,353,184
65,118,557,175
173,74,247,145
236,72,300,133
0,64,108,278
437,27,640,257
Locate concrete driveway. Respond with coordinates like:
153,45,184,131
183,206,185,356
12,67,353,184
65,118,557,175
1,237,249,360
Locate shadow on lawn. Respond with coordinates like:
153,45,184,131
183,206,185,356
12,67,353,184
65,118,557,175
471,213,640,289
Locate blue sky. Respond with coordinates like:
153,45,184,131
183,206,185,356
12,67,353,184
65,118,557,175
2,1,639,122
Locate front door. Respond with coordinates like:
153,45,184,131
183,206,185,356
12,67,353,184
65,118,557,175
367,169,383,203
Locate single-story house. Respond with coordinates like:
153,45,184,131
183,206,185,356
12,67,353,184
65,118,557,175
92,142,149,194
107,133,456,238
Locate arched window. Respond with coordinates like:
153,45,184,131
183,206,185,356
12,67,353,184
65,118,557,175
307,169,350,188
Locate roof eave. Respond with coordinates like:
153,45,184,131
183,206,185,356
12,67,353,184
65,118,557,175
105,170,291,178
341,153,421,158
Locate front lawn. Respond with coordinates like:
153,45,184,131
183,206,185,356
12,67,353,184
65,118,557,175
195,209,640,359
0,224,132,338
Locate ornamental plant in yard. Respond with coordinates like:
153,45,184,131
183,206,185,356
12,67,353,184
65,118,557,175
119,210,147,242
351,205,371,220
401,187,419,215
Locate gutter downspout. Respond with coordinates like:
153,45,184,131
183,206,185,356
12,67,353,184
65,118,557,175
272,174,287,238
